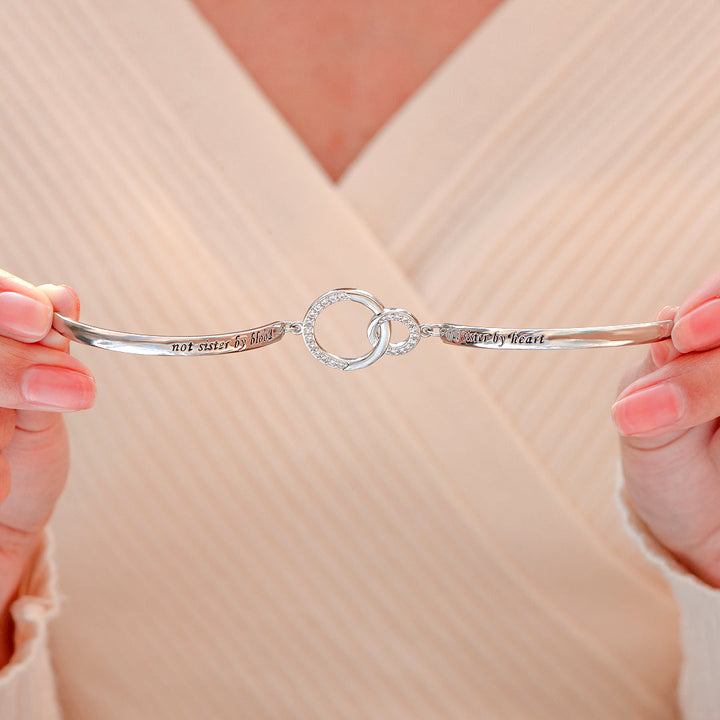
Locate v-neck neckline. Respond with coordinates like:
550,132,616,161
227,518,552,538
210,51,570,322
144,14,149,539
90,0,526,192
186,0,509,187
89,0,612,209
337,0,619,237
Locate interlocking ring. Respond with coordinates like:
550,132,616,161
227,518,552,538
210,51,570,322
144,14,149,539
301,288,391,370
367,308,422,356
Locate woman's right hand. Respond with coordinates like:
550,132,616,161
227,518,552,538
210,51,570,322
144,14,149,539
0,270,95,665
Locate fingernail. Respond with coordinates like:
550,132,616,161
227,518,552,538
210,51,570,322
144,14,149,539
21,366,96,410
673,297,720,352
0,292,51,341
657,305,678,320
611,381,684,435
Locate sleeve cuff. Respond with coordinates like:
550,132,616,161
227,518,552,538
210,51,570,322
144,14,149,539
614,458,720,720
0,525,63,719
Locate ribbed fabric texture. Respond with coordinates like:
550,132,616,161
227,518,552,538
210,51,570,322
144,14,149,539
341,0,720,567
0,0,719,717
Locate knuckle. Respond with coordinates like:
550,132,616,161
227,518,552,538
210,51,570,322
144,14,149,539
0,455,10,506
0,408,15,449
14,409,63,434
38,284,80,320
59,285,80,318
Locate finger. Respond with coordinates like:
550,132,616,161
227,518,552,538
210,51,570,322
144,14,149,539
0,455,9,507
14,407,62,433
0,408,15,450
615,346,656,398
612,342,685,453
676,267,720,317
672,268,720,353
615,307,674,396
0,270,54,343
36,284,80,352
0,336,95,412
650,305,681,368
612,346,720,437
16,285,84,430
0,414,67,533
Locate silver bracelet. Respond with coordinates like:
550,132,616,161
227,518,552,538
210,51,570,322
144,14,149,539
52,287,673,371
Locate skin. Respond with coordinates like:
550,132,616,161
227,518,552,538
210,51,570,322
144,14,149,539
1,0,719,669
189,0,505,181
614,276,720,587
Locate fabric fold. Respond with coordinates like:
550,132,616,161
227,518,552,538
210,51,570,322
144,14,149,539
0,527,62,719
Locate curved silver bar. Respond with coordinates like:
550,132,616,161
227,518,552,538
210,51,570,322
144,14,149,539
52,313,285,356
51,288,676,366
440,319,674,349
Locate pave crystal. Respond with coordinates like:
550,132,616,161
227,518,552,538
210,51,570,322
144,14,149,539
367,308,421,356
301,289,371,370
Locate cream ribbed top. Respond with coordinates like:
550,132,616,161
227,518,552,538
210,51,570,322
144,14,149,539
1,0,720,717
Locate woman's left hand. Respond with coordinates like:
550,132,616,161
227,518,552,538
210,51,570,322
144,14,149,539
613,269,720,587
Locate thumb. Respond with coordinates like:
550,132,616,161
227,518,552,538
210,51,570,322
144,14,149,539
15,284,83,434
612,305,685,451
615,305,678,397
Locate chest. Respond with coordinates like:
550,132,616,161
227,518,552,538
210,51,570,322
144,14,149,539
188,0,505,179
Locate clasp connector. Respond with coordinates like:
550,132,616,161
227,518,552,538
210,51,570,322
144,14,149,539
299,288,421,370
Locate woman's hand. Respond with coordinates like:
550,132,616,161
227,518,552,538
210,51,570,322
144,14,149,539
613,268,720,587
0,270,95,665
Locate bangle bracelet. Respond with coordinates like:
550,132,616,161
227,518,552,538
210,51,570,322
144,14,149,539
52,287,674,371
